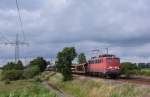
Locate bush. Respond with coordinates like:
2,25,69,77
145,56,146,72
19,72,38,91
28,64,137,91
3,61,24,71
121,62,139,78
23,66,41,79
1,61,24,81
4,79,11,84
34,76,42,82
1,70,23,81
28,57,48,72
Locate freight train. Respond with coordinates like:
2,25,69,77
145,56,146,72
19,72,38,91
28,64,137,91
72,54,121,78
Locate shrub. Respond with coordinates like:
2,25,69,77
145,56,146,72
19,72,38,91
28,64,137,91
4,79,11,84
3,61,24,71
23,66,41,79
1,70,23,81
28,57,48,72
1,61,24,81
121,62,139,78
34,76,42,82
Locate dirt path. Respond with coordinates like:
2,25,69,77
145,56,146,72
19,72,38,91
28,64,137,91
43,81,65,97
43,81,75,97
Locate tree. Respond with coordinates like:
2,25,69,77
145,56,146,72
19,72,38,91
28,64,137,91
78,53,87,64
15,60,24,70
56,47,77,81
28,57,48,72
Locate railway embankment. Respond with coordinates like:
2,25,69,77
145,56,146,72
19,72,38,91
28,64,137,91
40,71,150,97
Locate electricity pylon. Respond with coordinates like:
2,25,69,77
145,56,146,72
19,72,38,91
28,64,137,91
5,34,28,63
0,0,28,63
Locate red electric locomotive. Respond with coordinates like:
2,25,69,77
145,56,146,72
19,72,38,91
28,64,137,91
87,54,120,77
72,54,120,78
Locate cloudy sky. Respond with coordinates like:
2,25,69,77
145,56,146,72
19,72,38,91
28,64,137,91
0,0,150,64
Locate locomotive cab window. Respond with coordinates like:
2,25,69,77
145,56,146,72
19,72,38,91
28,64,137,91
107,58,112,64
98,59,101,63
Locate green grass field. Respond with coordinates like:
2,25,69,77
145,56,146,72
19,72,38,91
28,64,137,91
41,72,150,97
0,70,2,80
141,68,150,72
0,79,58,97
137,68,150,76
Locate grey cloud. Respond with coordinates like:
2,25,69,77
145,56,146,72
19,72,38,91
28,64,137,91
0,0,150,63
0,0,43,10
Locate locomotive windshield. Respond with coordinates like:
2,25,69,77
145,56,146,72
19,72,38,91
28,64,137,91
107,58,112,64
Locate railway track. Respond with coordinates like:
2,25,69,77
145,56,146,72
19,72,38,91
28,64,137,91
73,74,150,87
117,76,150,86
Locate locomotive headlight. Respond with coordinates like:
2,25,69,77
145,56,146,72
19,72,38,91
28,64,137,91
114,66,120,69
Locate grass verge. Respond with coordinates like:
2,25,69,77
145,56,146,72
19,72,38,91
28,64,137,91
0,79,58,97
139,69,150,76
41,72,150,97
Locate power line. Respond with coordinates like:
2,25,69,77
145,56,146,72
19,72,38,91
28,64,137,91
5,34,28,63
15,0,26,41
0,32,11,43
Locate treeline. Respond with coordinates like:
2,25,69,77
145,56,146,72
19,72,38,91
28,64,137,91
1,46,149,82
121,62,150,77
138,63,150,68
120,62,140,77
1,57,48,81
